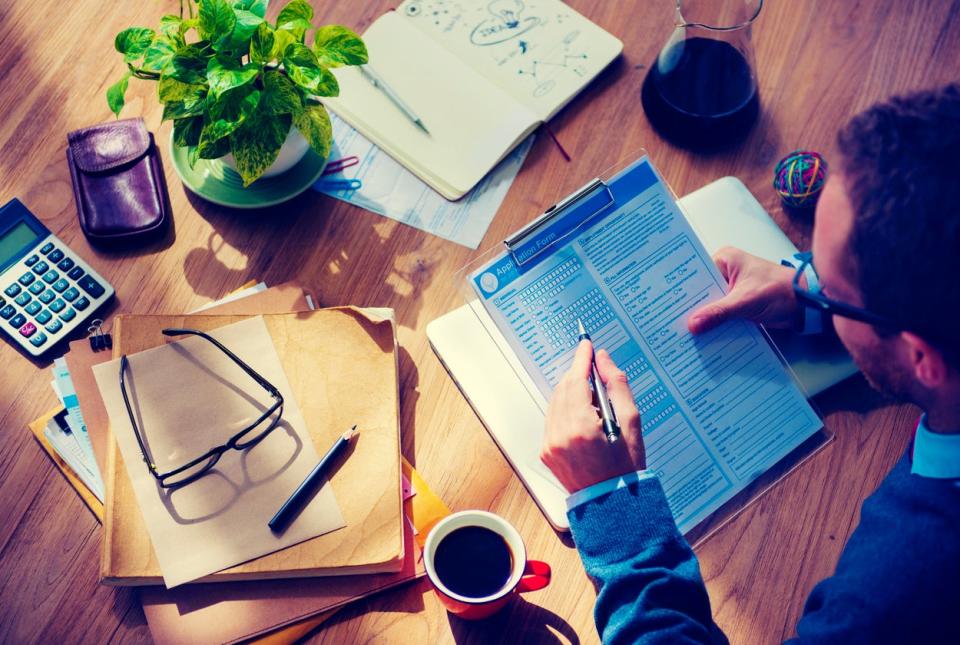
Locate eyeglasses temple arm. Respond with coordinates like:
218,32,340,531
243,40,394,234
161,328,283,398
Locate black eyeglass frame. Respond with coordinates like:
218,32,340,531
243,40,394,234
791,251,902,331
119,328,285,489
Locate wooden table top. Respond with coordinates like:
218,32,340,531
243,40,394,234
1,1,958,643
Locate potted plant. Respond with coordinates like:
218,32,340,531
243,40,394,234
107,0,367,186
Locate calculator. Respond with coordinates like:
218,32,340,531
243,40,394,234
0,198,114,357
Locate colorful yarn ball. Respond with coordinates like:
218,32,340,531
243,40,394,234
773,150,828,208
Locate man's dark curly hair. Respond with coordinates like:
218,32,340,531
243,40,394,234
837,83,960,364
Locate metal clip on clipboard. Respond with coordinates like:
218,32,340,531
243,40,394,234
503,178,615,267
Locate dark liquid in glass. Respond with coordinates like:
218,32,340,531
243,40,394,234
641,37,759,149
434,526,513,598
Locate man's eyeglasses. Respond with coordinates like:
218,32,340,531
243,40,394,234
119,328,285,489
791,252,901,331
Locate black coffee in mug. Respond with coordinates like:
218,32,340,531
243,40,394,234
433,525,513,598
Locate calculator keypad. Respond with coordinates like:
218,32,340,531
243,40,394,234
0,235,114,355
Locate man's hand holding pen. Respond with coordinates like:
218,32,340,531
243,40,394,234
541,339,646,494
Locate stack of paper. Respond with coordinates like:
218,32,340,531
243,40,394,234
28,282,450,643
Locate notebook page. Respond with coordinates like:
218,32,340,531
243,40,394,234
324,10,538,199
467,158,822,533
396,0,623,122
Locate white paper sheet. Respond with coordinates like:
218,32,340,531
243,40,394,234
314,115,533,249
93,317,345,588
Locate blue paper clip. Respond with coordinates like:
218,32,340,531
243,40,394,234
322,155,360,176
319,178,362,191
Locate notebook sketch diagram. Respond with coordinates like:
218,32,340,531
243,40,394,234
399,0,612,110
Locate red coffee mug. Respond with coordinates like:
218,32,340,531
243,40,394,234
424,510,552,620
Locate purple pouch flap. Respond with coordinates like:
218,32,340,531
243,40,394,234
67,118,151,173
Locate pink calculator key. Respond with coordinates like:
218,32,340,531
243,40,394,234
19,322,37,337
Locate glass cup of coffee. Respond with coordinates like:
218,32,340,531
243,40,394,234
424,510,552,620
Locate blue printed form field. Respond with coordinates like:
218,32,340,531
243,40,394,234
469,157,822,533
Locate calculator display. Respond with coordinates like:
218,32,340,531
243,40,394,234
0,222,39,265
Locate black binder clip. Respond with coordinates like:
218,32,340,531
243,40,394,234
504,178,614,267
88,318,112,352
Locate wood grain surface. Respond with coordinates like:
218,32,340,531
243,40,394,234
1,1,958,643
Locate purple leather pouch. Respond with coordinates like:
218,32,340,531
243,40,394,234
66,118,170,247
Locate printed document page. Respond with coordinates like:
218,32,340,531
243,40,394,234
469,158,822,532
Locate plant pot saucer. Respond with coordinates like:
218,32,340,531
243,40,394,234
169,138,327,209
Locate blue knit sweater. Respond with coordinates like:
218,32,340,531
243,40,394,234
568,451,960,643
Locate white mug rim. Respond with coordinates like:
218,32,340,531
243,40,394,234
423,510,527,605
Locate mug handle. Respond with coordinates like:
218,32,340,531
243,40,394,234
516,560,551,593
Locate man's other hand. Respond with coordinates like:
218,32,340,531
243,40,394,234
541,340,645,494
687,247,804,334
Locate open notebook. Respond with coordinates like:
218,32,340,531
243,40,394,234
324,1,622,199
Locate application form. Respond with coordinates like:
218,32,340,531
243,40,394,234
469,158,822,532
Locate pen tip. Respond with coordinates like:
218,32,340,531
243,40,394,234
343,425,359,441
416,120,430,135
577,318,586,335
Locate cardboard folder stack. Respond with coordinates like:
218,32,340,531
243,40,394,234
29,283,451,644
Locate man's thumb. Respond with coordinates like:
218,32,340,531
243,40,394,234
688,294,743,334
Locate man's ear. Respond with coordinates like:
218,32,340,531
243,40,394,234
901,332,948,388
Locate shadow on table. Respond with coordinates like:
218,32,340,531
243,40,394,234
180,187,317,299
447,597,581,645
398,343,421,467
179,186,438,332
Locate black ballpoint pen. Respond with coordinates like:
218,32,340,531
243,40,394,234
269,425,358,532
577,319,621,444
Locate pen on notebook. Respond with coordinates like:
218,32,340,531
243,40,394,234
577,319,621,444
360,65,430,135
268,425,359,532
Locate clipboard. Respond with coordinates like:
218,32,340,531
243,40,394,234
431,150,851,534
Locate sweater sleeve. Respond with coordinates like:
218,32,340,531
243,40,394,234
568,476,728,645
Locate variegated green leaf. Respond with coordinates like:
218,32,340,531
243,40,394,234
106,73,131,118
292,102,332,159
262,70,302,114
283,43,339,96
206,55,259,98
115,27,155,63
173,116,204,147
313,25,368,68
229,106,291,186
